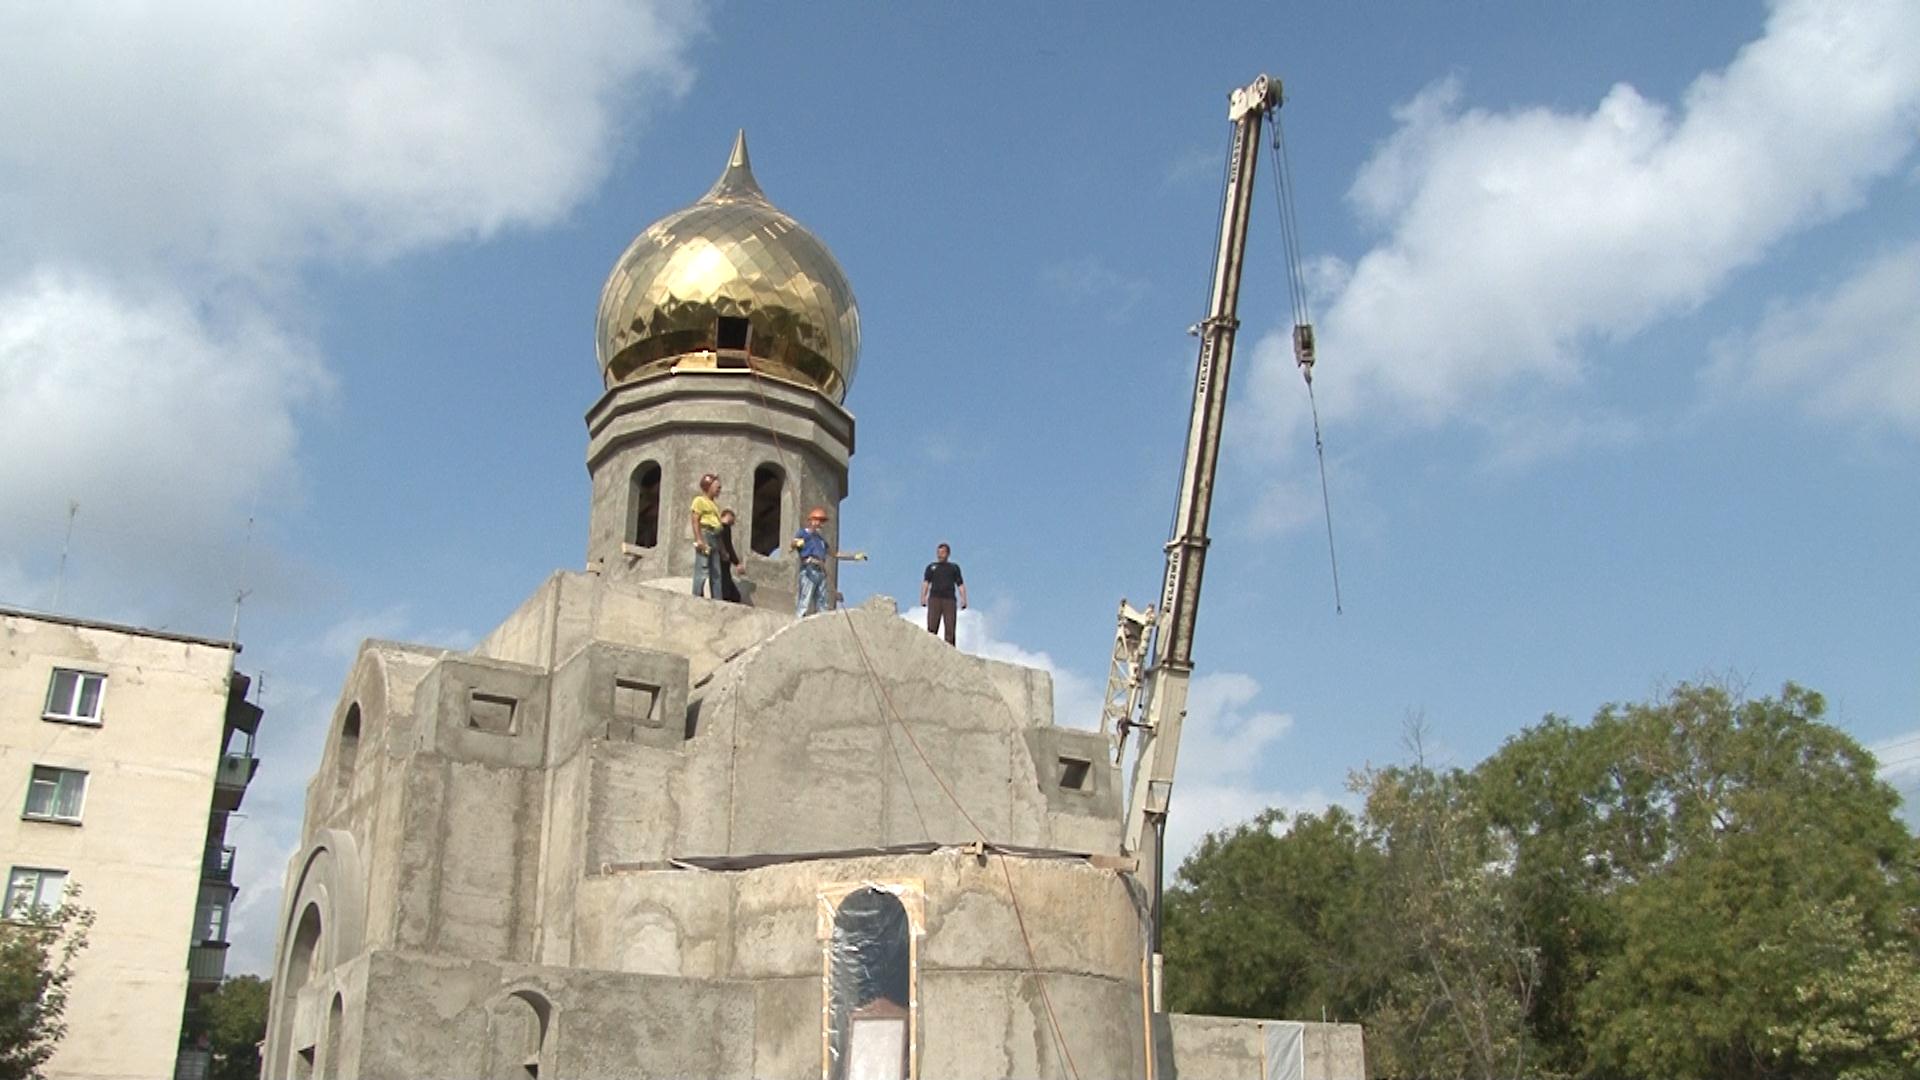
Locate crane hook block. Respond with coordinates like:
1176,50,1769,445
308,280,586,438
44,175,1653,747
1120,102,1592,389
1293,323,1317,377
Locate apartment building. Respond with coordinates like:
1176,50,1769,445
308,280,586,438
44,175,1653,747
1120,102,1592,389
0,605,262,1080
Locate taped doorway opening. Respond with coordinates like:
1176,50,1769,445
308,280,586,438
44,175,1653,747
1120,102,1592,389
819,880,924,1080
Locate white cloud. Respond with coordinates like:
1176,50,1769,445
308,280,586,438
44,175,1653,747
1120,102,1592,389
1872,729,1920,784
1159,672,1337,866
0,2,702,277
0,3,705,620
903,603,1104,728
1706,239,1920,433
0,270,329,615
1247,0,1920,481
1871,728,1920,831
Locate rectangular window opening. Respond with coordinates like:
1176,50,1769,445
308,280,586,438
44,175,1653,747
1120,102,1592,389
5,867,69,918
44,668,105,724
468,692,519,735
23,766,88,823
612,678,661,732
716,315,751,352
1058,756,1092,792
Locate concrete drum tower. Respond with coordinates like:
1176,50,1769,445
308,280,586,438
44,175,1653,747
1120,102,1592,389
262,135,1362,1080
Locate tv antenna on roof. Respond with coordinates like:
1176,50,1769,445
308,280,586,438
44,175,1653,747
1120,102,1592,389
229,513,256,645
50,500,79,612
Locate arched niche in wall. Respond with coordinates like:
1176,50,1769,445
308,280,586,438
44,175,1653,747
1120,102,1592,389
276,902,325,1080
323,994,344,1079
629,460,663,548
751,463,784,556
262,832,367,1080
487,988,553,1079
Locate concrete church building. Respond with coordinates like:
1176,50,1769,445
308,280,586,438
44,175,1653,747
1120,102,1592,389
263,135,1362,1080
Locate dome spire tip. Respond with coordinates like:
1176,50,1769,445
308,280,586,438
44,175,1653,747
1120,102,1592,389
705,129,764,203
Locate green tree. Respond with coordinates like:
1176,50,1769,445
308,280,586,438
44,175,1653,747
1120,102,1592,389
1771,899,1920,1080
1359,754,1546,1080
1163,682,1919,1080
0,894,94,1080
183,975,271,1080
1570,684,1920,1080
1163,806,1388,1024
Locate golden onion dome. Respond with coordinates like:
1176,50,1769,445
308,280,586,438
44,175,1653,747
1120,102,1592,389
596,131,861,402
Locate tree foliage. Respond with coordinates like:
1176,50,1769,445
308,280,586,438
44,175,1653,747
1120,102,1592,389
1163,682,1920,1080
0,895,93,1080
183,975,271,1080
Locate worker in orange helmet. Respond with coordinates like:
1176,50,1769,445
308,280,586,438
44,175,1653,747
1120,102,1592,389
791,506,864,616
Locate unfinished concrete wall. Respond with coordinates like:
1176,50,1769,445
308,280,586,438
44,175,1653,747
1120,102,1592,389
682,607,1122,856
351,951,759,1080
1160,1014,1368,1080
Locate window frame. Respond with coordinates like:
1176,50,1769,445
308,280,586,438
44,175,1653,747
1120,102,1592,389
4,866,69,918
22,765,89,824
43,668,106,725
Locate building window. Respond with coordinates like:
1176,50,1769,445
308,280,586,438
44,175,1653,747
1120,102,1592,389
4,867,68,917
751,463,784,556
629,461,662,548
23,766,87,823
44,668,105,724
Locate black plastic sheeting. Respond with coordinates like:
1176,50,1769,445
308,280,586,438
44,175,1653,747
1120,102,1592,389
827,887,912,1080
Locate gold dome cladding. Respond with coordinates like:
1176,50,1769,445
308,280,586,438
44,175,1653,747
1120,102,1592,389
596,131,862,402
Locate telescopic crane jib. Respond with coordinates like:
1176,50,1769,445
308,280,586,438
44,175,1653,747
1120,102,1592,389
1098,72,1307,1011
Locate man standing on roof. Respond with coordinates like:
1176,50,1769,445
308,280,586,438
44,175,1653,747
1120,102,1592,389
792,506,862,617
690,474,725,598
920,543,966,645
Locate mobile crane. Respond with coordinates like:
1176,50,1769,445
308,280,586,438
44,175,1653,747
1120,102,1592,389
1098,73,1313,1010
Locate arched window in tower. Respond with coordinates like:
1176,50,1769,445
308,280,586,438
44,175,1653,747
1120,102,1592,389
629,461,662,548
335,704,360,800
825,886,915,1080
751,464,784,556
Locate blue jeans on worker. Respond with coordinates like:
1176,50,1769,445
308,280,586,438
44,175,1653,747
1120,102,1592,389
796,561,828,617
693,528,723,597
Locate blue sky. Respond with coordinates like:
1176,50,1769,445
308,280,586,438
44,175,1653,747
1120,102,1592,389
3,1,1917,975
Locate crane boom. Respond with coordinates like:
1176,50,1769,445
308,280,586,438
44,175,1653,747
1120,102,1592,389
1122,74,1281,860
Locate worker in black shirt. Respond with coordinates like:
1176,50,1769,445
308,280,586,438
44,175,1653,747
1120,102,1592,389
920,543,967,645
716,508,746,603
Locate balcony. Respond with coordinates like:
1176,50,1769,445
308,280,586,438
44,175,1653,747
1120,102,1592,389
173,1048,210,1080
211,751,259,813
187,942,228,986
202,844,236,884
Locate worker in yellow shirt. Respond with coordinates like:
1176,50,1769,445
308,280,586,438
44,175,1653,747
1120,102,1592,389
689,473,725,598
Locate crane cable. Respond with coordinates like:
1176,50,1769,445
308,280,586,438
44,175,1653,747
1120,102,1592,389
1267,105,1344,615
